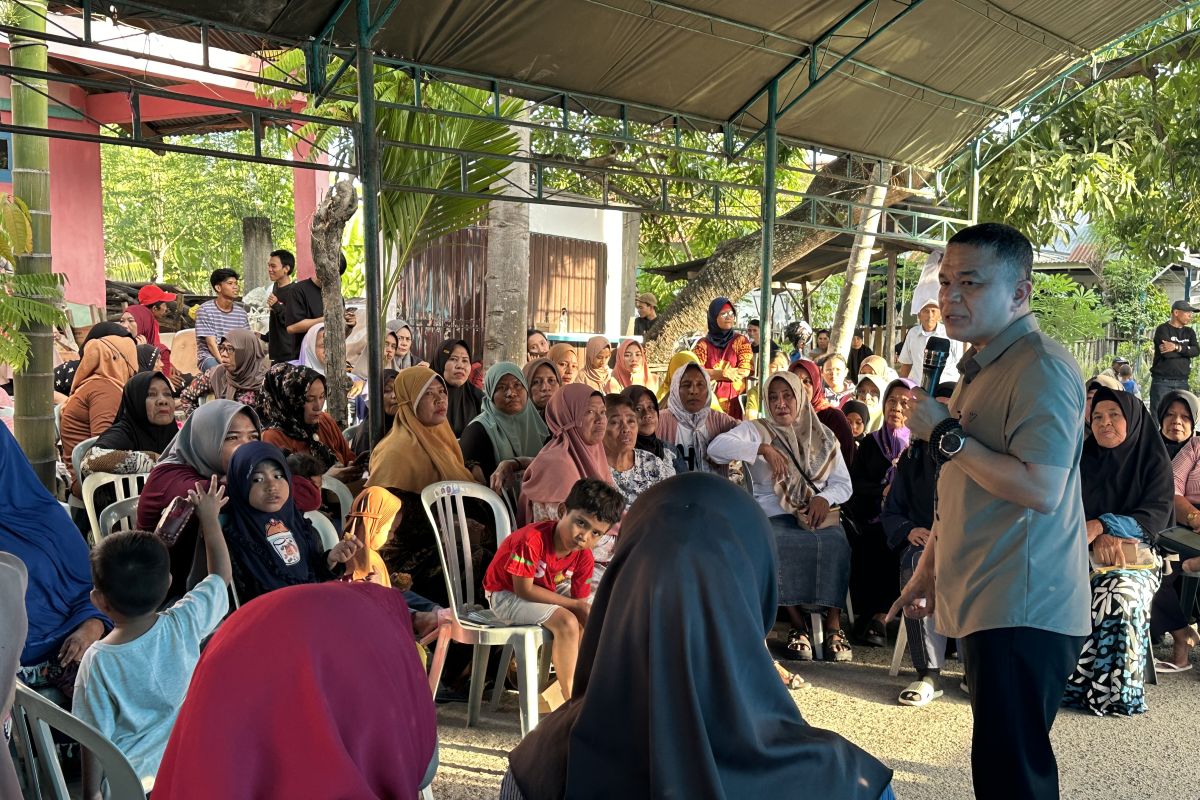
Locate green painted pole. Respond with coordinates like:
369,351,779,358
357,0,386,447
758,80,778,392
11,0,55,489
969,139,981,225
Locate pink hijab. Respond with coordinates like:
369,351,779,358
520,383,612,521
612,339,651,389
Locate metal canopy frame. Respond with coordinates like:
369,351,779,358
1,0,1192,434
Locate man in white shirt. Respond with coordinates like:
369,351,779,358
898,300,963,386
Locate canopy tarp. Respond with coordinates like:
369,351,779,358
101,0,1185,168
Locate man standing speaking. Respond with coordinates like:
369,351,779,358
892,223,1090,800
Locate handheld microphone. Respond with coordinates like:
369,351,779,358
921,336,952,395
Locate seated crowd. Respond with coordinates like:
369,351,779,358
2,247,1198,798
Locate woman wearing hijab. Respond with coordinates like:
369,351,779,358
1157,389,1198,459
0,423,108,698
431,338,484,438
125,303,173,378
298,322,368,414
692,297,753,419
523,357,562,420
178,329,269,416
791,359,857,468
152,582,437,800
502,473,893,800
1062,387,1171,716
621,385,675,463
53,321,136,398
575,335,620,393
655,350,720,410
60,333,141,494
710,371,854,664
846,377,917,648
342,486,403,586
136,401,262,599
368,367,481,606
656,362,739,476
611,339,655,391
80,371,177,478
856,354,894,381
842,399,871,445
520,384,612,525
136,343,161,374
460,362,550,490
847,330,874,382
547,343,579,386
850,373,891,432
387,319,421,369
1156,403,1200,671
257,363,358,478
344,368,400,457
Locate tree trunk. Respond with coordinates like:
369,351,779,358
643,158,914,364
829,164,891,359
312,180,357,427
11,0,55,489
242,216,272,291
482,124,530,367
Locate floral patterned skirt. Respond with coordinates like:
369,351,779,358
1062,565,1161,716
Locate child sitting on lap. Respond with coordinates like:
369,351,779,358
482,477,623,700
73,477,232,797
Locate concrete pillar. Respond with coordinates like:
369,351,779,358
242,216,271,291
621,211,640,335
482,124,531,366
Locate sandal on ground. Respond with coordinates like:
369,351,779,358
824,629,853,663
786,627,814,661
863,619,887,648
1153,659,1193,673
898,679,943,707
773,659,811,691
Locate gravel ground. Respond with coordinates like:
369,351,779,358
428,631,1200,799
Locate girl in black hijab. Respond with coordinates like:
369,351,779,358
431,338,483,438
1063,386,1172,716
503,472,893,800
1156,388,1199,460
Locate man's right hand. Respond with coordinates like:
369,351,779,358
887,564,935,622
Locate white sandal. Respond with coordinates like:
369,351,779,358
898,679,943,707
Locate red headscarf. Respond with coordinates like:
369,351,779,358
152,582,436,800
127,303,172,374
789,359,830,411
520,383,612,521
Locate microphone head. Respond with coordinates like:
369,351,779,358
925,337,951,357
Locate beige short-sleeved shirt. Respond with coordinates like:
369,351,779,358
935,313,1091,639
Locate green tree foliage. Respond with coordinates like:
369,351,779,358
1099,256,1170,340
0,192,65,369
101,130,296,292
1030,272,1111,345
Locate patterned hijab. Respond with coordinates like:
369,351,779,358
367,367,474,494
344,487,404,587
472,362,549,462
257,363,337,471
210,328,270,400
758,372,839,517
576,335,614,391
70,334,139,394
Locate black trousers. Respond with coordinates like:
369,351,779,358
960,627,1084,800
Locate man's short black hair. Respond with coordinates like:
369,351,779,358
1117,364,1133,379
210,268,239,289
286,452,324,480
338,252,348,275
604,392,635,415
748,318,760,328
947,222,1034,285
527,328,548,342
815,328,830,337
91,530,171,617
270,249,296,274
563,477,625,525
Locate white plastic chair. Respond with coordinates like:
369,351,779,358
98,496,141,539
889,620,909,677
321,474,355,533
305,510,341,551
70,434,99,487
10,683,144,800
421,480,551,736
81,471,148,545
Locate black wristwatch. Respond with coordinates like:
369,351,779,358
930,418,966,465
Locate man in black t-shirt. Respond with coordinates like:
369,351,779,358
285,253,353,357
1150,299,1199,415
266,249,297,362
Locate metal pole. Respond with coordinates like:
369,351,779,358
357,0,386,447
884,251,898,364
758,80,778,387
968,139,981,225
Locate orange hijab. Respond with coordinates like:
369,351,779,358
70,335,138,394
344,487,403,586
367,367,474,494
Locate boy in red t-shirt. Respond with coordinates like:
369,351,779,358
483,477,624,699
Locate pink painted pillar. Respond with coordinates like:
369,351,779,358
292,139,328,280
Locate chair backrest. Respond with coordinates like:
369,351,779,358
10,683,144,800
81,472,148,545
305,510,341,552
98,495,141,539
321,475,355,534
421,481,511,612
70,434,100,485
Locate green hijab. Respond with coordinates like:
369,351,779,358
471,362,550,462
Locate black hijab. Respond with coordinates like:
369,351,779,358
1080,387,1174,543
94,371,178,455
431,339,482,437
841,399,871,442
508,472,892,800
136,343,159,373
621,385,664,459
1156,388,1199,460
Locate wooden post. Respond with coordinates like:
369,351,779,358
884,251,898,363
242,216,272,291
802,280,812,323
